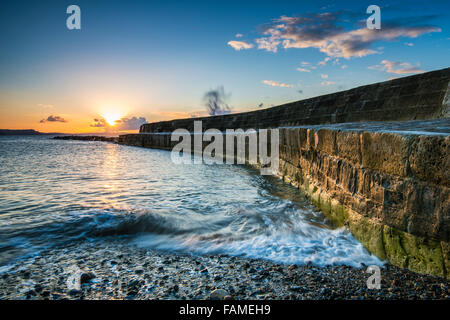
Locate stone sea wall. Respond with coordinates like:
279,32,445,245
141,68,450,133
119,69,450,278
276,122,449,278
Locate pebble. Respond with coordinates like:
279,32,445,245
209,289,228,300
80,272,95,284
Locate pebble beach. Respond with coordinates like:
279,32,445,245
1,240,448,300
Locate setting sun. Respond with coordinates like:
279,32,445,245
102,110,124,126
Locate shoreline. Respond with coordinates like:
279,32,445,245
1,240,448,300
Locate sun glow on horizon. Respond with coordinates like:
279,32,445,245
101,109,125,126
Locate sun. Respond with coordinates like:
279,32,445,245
102,110,123,126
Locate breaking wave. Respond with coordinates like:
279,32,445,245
0,136,383,269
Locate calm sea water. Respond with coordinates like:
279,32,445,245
0,136,381,269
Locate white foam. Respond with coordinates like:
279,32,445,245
135,211,384,268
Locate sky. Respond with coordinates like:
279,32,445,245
0,0,449,134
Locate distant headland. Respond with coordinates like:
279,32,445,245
0,129,61,136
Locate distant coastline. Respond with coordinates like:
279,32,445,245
53,135,118,142
0,129,69,136
0,129,118,139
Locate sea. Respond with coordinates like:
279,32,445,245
0,135,382,272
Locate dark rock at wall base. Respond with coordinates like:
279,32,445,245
53,135,118,142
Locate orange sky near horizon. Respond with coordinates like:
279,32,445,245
0,92,212,134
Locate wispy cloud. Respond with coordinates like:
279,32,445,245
368,60,425,74
227,40,254,50
253,12,440,58
235,33,243,38
321,81,336,86
297,61,316,72
115,117,147,130
90,118,107,128
262,80,294,88
40,115,67,123
320,74,329,79
318,57,331,66
90,117,147,131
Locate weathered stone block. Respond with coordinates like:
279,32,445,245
338,161,358,194
347,211,386,260
383,226,445,277
361,132,412,177
289,128,300,150
409,135,450,187
401,232,445,277
279,129,287,146
401,181,448,241
441,241,450,277
298,128,308,150
336,130,361,165
383,227,408,268
307,129,316,150
327,198,349,228
315,129,336,155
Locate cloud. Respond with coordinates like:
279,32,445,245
254,12,440,58
262,80,294,88
405,42,414,46
203,86,232,116
90,118,107,127
297,61,317,72
321,81,336,86
115,117,147,130
40,115,67,123
235,33,243,38
90,117,147,131
256,37,280,52
318,57,331,66
369,60,425,74
227,40,254,51
320,74,329,79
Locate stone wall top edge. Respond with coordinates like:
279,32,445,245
124,119,450,138
140,68,450,132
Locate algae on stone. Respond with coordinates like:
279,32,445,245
347,211,386,260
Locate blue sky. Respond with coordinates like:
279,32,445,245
0,0,449,132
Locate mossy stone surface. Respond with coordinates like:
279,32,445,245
348,211,386,260
383,226,409,268
401,233,444,277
